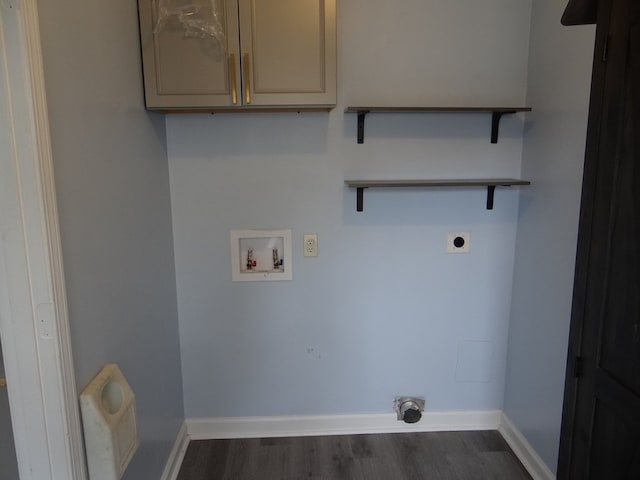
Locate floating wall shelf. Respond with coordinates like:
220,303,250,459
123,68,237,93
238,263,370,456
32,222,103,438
344,107,532,144
344,179,531,211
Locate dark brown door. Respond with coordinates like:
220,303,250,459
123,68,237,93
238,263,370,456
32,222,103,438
559,0,640,478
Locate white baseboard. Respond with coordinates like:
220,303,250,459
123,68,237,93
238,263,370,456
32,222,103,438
186,410,502,440
160,421,189,480
499,413,555,480
178,411,552,480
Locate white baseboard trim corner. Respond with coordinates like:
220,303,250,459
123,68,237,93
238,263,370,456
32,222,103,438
499,413,555,480
186,409,502,440
178,410,556,478
161,421,189,480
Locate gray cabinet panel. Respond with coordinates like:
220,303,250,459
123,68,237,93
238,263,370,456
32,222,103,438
138,0,335,110
139,0,240,109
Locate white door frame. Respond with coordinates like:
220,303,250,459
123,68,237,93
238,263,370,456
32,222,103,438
0,0,86,478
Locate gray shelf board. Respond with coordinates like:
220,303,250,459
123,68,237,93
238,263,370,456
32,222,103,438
345,179,531,188
344,106,531,143
345,178,531,211
344,106,532,113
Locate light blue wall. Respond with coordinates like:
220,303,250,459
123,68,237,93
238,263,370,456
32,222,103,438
37,1,184,478
168,0,533,418
504,0,595,473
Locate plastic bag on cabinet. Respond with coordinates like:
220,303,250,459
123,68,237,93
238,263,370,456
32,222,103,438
153,0,225,45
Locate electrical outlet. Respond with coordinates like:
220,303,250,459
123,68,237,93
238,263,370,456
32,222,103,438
447,232,470,253
303,234,318,257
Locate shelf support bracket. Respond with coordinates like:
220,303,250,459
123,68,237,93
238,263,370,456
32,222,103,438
356,187,365,211
491,111,514,144
490,112,503,143
357,111,369,144
486,185,496,210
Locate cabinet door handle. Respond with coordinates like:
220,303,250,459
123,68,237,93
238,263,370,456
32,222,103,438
243,53,252,104
229,53,238,105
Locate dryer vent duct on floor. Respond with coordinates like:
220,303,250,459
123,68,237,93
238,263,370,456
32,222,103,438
80,363,139,480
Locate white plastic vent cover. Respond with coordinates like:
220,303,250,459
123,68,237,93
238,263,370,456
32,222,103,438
80,364,139,480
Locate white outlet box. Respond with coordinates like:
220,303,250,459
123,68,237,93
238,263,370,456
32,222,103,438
447,232,470,253
303,234,318,257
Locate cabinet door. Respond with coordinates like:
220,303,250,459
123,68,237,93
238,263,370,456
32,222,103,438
138,0,241,109
237,0,336,107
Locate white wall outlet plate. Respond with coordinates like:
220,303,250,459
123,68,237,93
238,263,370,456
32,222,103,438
303,234,318,257
447,232,470,253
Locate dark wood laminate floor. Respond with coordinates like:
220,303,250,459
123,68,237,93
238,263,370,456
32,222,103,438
177,430,532,480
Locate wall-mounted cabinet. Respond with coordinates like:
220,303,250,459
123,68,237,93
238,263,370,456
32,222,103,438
138,0,336,111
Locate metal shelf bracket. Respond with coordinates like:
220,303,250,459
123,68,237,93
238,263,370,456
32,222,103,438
486,185,496,209
356,187,365,211
357,110,369,144
491,111,511,144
